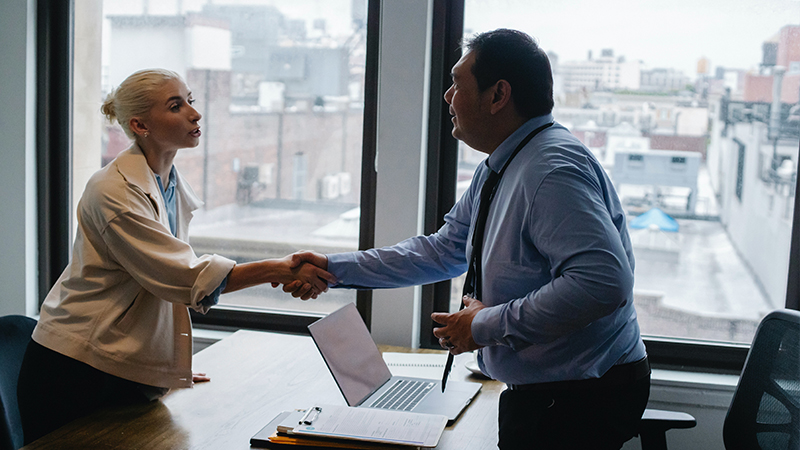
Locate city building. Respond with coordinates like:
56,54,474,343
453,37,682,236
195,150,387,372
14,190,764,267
640,67,690,93
558,48,642,92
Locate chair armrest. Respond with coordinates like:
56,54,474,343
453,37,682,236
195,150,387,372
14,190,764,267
641,408,697,430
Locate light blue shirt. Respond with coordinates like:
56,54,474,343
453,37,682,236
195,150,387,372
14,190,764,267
327,114,646,385
156,167,227,308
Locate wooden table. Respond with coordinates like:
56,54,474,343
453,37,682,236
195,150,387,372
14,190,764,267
22,330,504,449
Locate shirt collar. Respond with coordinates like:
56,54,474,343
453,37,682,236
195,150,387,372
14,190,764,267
155,166,177,193
487,113,554,173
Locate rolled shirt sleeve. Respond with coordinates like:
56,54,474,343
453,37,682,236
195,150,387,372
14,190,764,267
102,209,235,313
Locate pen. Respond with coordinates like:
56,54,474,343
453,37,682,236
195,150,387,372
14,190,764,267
441,291,469,392
299,406,321,425
441,353,454,392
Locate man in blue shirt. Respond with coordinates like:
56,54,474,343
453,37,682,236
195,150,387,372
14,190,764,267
289,29,649,449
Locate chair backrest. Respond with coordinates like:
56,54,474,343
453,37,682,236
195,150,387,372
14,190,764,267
723,309,800,450
0,315,36,450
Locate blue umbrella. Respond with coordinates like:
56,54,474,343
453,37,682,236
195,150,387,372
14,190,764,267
629,208,679,232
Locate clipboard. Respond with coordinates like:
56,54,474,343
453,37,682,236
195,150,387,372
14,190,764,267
253,405,447,448
250,410,423,449
285,404,446,448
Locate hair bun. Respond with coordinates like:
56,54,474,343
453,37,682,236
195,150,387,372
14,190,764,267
101,91,117,123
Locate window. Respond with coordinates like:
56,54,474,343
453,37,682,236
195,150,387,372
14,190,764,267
735,138,746,201
457,0,800,350
72,0,369,324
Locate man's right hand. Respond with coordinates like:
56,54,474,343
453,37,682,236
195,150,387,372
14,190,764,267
279,250,331,297
289,250,329,271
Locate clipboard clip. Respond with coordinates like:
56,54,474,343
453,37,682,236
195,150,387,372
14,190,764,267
299,406,321,425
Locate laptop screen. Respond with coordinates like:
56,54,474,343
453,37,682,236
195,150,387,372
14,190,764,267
308,303,393,406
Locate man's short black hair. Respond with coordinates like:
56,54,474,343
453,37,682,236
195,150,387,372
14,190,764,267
465,29,554,118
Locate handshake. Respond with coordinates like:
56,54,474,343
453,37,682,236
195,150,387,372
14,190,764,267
272,250,333,300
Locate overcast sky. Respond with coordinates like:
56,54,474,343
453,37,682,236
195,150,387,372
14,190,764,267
465,0,800,75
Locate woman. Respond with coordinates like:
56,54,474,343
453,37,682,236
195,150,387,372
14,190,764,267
17,69,334,444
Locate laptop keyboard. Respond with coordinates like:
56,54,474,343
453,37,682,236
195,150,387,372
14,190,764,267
369,379,435,411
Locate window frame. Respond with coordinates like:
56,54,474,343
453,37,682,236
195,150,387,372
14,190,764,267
416,1,800,374
41,0,380,333
39,0,800,371
37,0,73,305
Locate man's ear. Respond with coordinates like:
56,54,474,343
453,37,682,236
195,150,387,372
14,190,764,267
489,80,512,115
129,117,149,138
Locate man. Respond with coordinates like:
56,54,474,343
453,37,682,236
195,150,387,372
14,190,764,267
290,29,649,449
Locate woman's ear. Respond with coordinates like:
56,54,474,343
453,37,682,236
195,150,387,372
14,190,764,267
129,117,149,138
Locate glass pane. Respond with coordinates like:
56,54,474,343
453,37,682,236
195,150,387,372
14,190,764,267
460,0,800,344
75,0,368,315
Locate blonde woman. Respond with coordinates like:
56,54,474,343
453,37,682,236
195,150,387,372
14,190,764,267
17,69,334,444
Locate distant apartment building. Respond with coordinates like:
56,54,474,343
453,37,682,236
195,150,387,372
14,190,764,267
704,24,800,308
742,25,800,104
558,49,641,92
200,4,355,108
103,6,366,210
640,67,689,93
105,14,232,90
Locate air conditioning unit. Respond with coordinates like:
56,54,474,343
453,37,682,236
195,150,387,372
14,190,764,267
320,175,340,199
259,163,274,185
338,172,352,195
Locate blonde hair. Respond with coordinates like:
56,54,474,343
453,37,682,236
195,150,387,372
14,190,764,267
101,69,183,139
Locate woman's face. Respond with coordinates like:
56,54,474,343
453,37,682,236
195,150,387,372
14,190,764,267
141,78,202,152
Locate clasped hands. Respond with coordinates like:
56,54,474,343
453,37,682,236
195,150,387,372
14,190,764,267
278,251,485,355
273,251,333,300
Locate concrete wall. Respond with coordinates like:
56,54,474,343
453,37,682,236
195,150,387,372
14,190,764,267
0,0,37,317
369,0,433,348
719,121,794,308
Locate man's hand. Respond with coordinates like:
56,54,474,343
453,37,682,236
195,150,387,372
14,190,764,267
276,251,333,300
431,295,485,355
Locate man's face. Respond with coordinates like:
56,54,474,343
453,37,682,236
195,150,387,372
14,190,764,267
444,51,490,151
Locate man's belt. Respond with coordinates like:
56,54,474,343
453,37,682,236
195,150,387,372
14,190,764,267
507,356,650,392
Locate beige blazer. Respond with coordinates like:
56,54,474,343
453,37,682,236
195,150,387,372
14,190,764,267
34,146,235,389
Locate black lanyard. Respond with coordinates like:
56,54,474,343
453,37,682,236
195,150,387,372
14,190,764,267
442,120,553,393
462,121,554,300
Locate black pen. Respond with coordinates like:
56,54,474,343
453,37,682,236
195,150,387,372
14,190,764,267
299,406,322,425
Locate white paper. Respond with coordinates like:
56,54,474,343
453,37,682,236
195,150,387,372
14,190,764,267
291,404,447,447
382,352,448,379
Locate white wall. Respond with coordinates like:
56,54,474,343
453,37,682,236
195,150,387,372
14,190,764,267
369,0,432,348
108,26,187,88
73,0,104,241
186,25,232,71
719,121,793,309
0,0,38,317
675,106,710,136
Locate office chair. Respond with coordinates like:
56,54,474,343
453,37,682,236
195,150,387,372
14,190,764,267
723,309,800,449
639,408,697,450
639,309,800,450
0,315,36,450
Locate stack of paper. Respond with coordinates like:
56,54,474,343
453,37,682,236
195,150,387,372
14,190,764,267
250,404,447,449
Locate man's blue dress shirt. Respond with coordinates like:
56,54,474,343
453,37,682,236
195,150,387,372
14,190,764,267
327,114,646,385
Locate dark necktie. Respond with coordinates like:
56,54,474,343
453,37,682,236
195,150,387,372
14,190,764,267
440,121,553,392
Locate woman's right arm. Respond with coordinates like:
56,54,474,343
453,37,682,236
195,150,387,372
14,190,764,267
224,255,336,299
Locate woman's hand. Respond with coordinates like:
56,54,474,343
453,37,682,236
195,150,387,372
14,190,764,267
276,254,335,300
224,255,335,300
278,251,332,299
192,372,210,384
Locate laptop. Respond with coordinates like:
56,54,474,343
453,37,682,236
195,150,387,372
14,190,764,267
308,303,482,425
